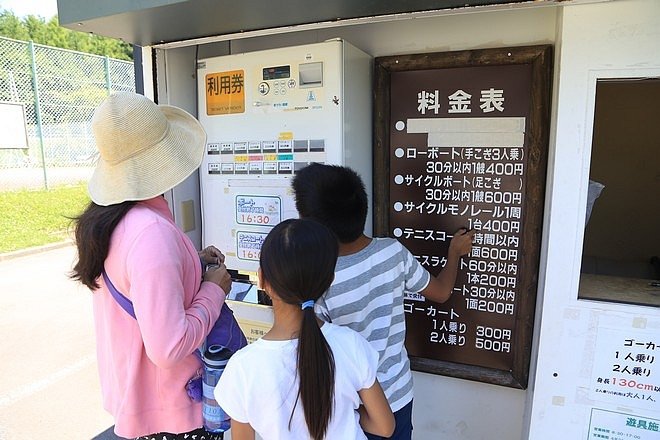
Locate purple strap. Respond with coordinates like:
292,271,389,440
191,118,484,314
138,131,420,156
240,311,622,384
103,259,203,320
102,268,204,402
102,270,136,319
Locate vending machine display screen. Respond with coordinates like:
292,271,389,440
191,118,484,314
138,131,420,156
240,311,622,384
263,65,290,80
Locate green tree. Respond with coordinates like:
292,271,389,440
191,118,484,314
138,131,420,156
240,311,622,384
0,9,132,60
0,10,29,41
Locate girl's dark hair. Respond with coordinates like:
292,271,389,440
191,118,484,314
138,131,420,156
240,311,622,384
70,201,136,290
259,218,338,440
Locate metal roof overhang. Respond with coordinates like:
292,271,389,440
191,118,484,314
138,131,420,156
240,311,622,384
57,0,534,47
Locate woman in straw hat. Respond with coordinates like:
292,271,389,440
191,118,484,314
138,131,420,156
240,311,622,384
71,92,230,440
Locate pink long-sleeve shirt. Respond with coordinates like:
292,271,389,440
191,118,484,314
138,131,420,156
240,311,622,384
93,196,225,438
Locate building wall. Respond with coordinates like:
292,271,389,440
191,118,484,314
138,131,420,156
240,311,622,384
227,6,556,440
156,1,660,439
526,0,660,438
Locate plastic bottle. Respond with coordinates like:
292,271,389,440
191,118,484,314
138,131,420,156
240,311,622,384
202,344,233,432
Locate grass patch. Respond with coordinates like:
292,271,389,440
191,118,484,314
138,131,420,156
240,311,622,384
0,184,90,253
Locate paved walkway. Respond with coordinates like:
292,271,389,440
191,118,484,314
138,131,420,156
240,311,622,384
0,243,238,440
0,243,116,439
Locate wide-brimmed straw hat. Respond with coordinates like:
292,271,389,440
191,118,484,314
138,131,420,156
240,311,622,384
88,92,207,206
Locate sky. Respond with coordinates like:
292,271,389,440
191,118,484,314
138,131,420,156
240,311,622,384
0,0,58,18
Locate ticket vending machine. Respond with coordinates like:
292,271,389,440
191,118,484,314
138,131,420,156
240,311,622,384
197,40,372,339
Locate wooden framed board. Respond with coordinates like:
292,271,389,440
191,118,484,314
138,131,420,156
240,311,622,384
373,45,552,388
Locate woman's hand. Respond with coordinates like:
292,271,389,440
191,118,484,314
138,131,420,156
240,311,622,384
203,262,232,294
199,245,225,266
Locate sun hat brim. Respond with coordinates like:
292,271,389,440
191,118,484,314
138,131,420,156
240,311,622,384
88,104,207,206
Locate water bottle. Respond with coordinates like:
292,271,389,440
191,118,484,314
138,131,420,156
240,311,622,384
202,344,233,432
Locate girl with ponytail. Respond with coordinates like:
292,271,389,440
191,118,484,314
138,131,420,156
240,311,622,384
214,218,394,440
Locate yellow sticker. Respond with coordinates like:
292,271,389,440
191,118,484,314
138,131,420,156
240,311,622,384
205,70,245,115
236,318,273,344
278,132,294,140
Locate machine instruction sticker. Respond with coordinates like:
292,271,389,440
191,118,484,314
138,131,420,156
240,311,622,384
206,70,245,115
236,231,267,261
235,195,281,226
235,318,273,344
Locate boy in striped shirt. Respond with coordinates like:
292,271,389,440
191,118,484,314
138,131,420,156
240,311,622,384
292,163,474,440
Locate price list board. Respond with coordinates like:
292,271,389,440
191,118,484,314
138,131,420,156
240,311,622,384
373,46,552,388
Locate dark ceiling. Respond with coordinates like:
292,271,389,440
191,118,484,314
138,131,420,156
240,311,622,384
57,0,530,47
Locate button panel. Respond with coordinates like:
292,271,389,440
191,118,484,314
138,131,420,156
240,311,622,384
207,140,326,175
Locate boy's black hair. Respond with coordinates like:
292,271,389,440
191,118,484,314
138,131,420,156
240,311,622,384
292,163,368,243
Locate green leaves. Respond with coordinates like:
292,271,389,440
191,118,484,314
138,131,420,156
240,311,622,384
0,10,132,61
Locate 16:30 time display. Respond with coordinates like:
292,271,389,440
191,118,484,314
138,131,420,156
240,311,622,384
239,249,260,260
239,213,271,225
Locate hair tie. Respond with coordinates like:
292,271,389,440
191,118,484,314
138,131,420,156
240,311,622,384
301,300,315,310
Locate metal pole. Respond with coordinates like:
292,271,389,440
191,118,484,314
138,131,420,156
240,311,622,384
104,55,112,94
28,40,48,190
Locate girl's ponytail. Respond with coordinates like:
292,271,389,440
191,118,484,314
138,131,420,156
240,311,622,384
297,302,335,440
259,219,339,440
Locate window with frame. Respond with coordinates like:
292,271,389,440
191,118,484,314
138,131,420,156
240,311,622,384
579,78,660,307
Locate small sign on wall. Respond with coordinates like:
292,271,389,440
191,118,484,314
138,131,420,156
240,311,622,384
591,327,659,411
0,102,28,149
588,408,659,439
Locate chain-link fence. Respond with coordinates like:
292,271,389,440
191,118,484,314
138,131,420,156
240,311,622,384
0,37,135,191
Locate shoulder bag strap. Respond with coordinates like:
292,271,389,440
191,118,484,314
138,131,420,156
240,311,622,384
101,269,136,319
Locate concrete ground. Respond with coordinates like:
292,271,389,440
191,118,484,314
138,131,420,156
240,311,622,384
0,243,118,439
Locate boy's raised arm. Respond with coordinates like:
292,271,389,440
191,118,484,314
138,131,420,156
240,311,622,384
421,228,474,303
